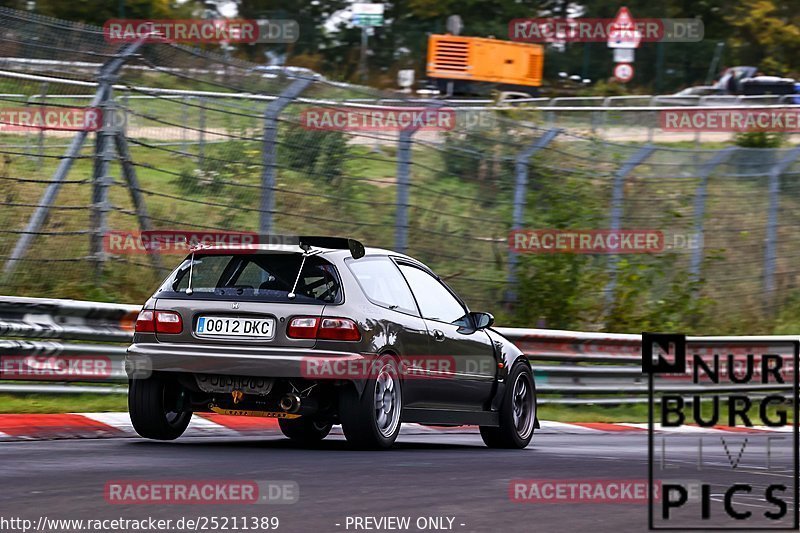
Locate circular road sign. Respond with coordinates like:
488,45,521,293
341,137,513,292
613,63,634,82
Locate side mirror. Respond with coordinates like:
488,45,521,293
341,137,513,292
471,312,494,330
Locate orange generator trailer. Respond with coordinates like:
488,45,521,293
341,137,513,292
426,34,544,95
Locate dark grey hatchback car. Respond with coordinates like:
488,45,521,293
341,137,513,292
126,237,537,449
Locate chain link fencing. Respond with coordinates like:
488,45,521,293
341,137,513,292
1,8,800,332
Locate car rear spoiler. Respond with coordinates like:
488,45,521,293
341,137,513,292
138,231,366,259
300,236,365,259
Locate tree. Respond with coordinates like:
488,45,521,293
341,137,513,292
236,0,349,65
726,0,800,75
33,0,197,26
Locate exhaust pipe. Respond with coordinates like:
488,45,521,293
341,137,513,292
279,393,318,415
280,393,301,414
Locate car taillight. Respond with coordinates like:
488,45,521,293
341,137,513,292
287,317,361,341
154,311,183,334
318,318,361,341
134,310,155,333
287,317,319,339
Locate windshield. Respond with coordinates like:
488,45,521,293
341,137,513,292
156,253,342,304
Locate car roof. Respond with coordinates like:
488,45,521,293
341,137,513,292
185,243,425,266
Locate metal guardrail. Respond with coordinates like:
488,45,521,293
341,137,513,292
2,71,799,110
0,297,137,393
4,70,797,156
0,297,794,404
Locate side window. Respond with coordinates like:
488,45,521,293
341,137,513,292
398,264,467,324
347,257,418,315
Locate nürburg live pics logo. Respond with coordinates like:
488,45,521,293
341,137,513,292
644,332,799,530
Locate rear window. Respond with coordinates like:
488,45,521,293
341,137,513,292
156,253,342,304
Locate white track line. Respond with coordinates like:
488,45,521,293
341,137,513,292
184,416,240,437
619,423,761,434
750,425,794,433
78,412,137,436
7,415,790,441
78,412,238,437
538,421,605,434
623,423,795,433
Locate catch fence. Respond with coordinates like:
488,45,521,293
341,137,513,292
1,8,800,330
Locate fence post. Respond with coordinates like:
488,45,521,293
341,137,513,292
37,81,48,168
181,95,188,155
113,132,162,271
198,96,206,168
395,103,449,253
259,77,313,235
763,146,800,308
89,77,115,278
395,128,414,254
545,109,555,129
690,147,736,282
603,145,656,314
3,37,149,277
505,128,561,304
24,94,34,161
120,89,129,138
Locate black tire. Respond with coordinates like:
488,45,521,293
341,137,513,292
480,361,536,449
128,377,192,441
339,355,402,449
278,417,332,444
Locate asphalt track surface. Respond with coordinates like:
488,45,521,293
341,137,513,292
1,428,796,533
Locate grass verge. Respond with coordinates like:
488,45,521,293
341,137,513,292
0,393,127,414
0,393,654,421
539,403,649,422
0,395,791,426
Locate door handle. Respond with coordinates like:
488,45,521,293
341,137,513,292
432,329,445,341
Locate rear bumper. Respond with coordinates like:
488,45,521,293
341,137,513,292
126,342,370,379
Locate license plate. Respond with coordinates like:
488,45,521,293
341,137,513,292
195,375,274,395
196,316,275,339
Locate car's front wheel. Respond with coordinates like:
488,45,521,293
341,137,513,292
128,377,192,440
480,361,536,449
339,355,402,449
278,417,332,444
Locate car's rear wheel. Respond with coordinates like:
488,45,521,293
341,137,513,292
278,417,332,444
339,355,402,449
480,361,536,449
128,377,192,441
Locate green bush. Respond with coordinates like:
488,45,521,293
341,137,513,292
279,124,348,183
173,139,260,195
734,131,785,148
